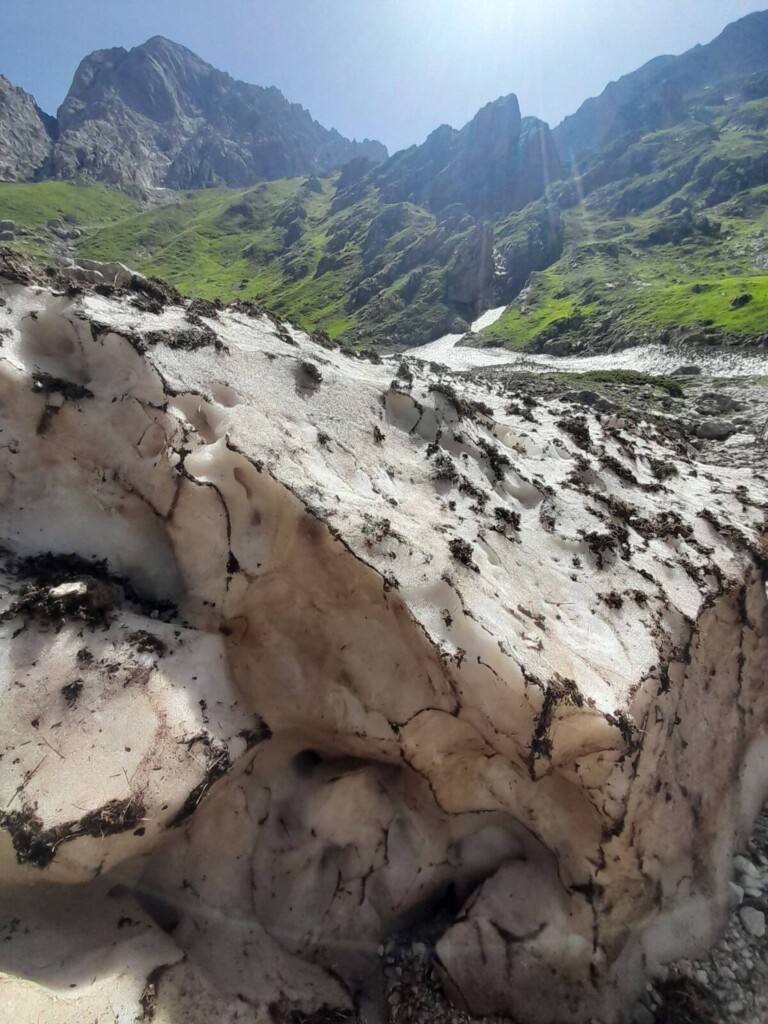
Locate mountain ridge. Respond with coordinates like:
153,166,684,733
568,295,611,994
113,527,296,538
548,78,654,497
0,75,56,182
2,11,768,351
554,8,768,159
0,35,387,190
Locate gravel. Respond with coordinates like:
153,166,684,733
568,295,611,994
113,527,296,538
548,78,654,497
635,803,768,1024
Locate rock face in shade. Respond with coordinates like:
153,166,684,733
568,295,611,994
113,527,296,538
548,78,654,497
0,256,766,1023
368,95,562,218
0,75,54,181
49,36,387,190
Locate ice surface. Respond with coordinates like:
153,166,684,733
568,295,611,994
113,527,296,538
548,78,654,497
409,305,768,377
0,279,765,1023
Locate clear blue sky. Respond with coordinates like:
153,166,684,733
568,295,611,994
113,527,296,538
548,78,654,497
1,1,766,153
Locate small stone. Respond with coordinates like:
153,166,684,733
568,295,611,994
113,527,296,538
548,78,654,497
740,906,765,938
727,1001,745,1015
744,886,762,899
672,364,702,376
631,1005,655,1024
695,969,709,985
729,882,745,906
734,856,759,878
49,581,89,600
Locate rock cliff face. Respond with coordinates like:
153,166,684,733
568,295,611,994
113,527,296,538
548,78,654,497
369,96,562,218
0,75,54,181
47,36,386,189
317,96,562,342
0,256,766,1023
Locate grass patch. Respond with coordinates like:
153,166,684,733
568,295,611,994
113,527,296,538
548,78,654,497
546,369,685,396
477,187,768,348
0,180,138,229
0,180,140,259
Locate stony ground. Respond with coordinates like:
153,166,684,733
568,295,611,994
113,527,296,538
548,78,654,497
377,804,768,1024
464,365,768,473
635,806,768,1024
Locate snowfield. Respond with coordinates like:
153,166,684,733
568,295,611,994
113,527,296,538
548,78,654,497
410,306,768,376
0,269,766,1024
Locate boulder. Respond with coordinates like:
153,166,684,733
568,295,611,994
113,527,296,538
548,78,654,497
696,418,739,440
696,392,739,415
562,389,620,413
673,365,702,377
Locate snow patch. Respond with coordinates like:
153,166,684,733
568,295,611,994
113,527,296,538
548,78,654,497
0,282,766,1024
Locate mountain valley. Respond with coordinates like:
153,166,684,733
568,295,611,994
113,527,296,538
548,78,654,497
1,12,768,1024
2,13,768,353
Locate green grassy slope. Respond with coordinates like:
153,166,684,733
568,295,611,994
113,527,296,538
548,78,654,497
80,176,451,340
0,177,368,337
0,175,484,344
479,196,768,348
478,92,768,349
3,81,768,352
81,180,347,330
0,181,140,259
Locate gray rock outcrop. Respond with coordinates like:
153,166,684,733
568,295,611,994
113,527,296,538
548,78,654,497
697,418,738,440
0,75,54,181
49,36,387,190
369,96,562,219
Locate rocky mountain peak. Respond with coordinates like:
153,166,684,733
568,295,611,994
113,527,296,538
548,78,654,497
60,37,220,130
364,92,561,219
465,92,522,144
141,34,192,56
718,8,768,43
9,36,385,190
